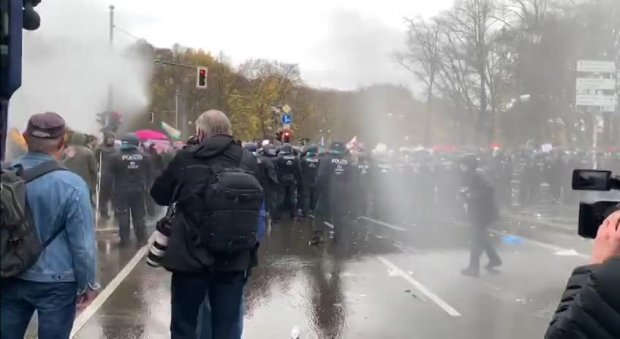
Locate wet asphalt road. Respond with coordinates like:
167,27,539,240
70,211,590,339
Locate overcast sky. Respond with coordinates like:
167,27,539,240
37,0,454,91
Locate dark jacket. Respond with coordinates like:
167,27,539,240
109,146,151,193
461,168,498,226
94,143,117,185
545,257,620,339
149,135,259,273
62,132,98,193
315,153,352,217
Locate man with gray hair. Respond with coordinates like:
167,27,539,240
150,109,263,339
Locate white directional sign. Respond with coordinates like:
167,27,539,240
575,94,616,107
577,60,616,73
576,78,616,92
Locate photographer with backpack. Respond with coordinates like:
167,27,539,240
150,110,263,339
0,112,99,339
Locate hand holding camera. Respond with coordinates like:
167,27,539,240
591,210,620,265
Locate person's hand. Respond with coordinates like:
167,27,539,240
76,289,99,311
590,210,620,265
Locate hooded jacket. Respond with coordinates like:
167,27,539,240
62,132,98,193
545,257,620,339
150,134,260,273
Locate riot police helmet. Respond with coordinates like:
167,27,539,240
280,143,293,155
263,144,278,157
329,141,346,154
121,133,140,149
305,144,319,155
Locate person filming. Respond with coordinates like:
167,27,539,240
545,209,620,339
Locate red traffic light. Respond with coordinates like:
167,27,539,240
199,69,206,76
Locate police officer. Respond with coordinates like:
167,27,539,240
275,143,303,220
351,151,372,218
110,133,151,245
313,142,352,244
260,144,280,223
300,144,321,216
459,154,502,277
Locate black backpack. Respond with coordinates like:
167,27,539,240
184,153,263,256
1,161,67,278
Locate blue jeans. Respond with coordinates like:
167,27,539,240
0,279,77,339
170,271,246,339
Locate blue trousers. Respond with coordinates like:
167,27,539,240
170,271,246,339
0,279,77,339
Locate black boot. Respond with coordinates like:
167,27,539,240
461,267,480,277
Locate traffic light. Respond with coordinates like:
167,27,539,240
96,111,109,132
108,111,122,133
282,129,292,143
196,67,208,89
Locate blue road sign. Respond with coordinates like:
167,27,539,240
282,114,293,125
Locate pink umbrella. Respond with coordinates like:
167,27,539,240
134,129,168,141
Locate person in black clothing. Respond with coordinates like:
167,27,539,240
313,142,352,244
149,110,260,339
109,133,151,246
459,154,502,277
300,144,321,216
275,143,303,220
351,151,372,218
94,132,117,220
546,209,620,339
259,144,280,223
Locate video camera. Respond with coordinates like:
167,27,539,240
572,170,620,239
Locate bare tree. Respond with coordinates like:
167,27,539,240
397,17,441,146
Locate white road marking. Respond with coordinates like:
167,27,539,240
70,234,154,338
378,256,462,317
96,227,118,233
324,221,335,229
360,216,407,231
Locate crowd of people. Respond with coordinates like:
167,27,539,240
1,108,619,339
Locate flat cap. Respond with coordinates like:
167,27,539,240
25,112,66,139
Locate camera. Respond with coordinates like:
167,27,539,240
572,169,620,239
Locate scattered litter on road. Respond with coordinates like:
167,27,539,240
502,235,523,245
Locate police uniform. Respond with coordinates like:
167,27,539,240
314,142,352,243
275,144,303,219
300,145,321,215
110,133,151,245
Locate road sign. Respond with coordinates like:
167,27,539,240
282,104,291,114
577,60,616,73
576,78,616,92
576,94,616,107
282,114,293,125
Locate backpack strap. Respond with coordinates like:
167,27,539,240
21,161,68,248
22,161,66,183
41,222,67,248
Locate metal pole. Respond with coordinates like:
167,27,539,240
107,5,115,112
95,152,103,226
593,111,598,169
175,87,180,129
